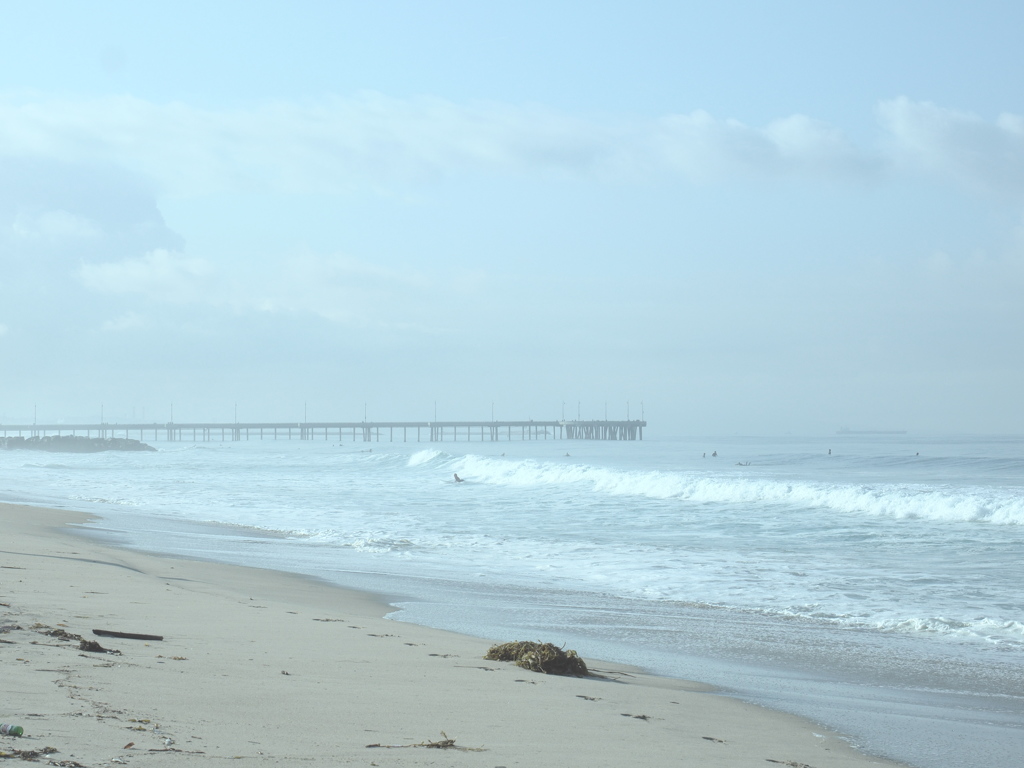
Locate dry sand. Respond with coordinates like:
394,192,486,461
1,502,908,767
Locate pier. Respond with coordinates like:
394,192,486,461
0,419,646,443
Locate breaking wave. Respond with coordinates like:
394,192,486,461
452,455,1024,524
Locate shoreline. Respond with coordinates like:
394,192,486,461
1,501,908,767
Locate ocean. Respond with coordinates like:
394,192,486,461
2,432,1021,768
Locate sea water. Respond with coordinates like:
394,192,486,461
1,433,1021,768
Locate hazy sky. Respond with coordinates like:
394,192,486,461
2,1,1023,435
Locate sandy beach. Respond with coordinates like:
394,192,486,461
1,502,908,767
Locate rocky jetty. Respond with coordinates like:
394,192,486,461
0,435,157,453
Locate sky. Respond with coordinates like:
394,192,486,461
2,1,1023,435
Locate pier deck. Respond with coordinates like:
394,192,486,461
1,420,646,442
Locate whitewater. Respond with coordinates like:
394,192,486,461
2,433,1021,768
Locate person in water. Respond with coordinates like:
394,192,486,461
453,473,464,483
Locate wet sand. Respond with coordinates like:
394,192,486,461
1,502,908,767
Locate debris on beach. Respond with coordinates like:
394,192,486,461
93,629,164,641
418,733,456,749
78,638,120,654
366,732,483,751
43,628,83,642
0,746,57,760
484,641,590,676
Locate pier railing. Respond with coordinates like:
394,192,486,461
1,420,646,442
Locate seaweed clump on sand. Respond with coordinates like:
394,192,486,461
484,641,589,676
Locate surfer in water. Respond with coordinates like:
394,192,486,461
453,473,464,483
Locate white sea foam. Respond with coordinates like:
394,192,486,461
871,616,1024,644
407,449,444,467
67,494,138,506
4,436,1023,650
453,454,1024,524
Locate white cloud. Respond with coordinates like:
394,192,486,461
0,93,885,195
10,209,102,241
764,114,870,173
79,249,214,301
878,97,1024,194
252,252,445,330
225,251,461,333
3,93,1023,198
651,110,874,181
0,94,619,194
100,312,146,332
6,93,1023,197
75,245,456,332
